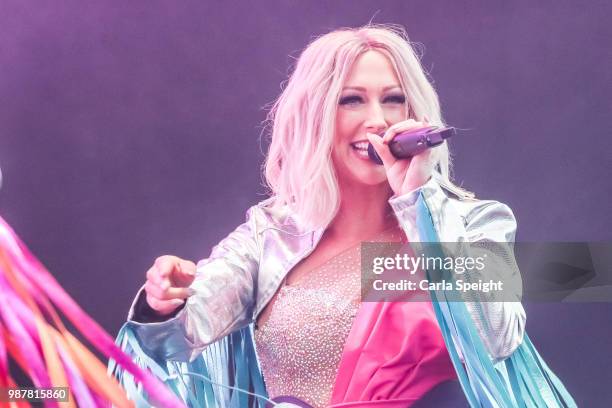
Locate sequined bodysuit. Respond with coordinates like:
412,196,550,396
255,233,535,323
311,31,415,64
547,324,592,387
254,229,402,408
254,247,360,407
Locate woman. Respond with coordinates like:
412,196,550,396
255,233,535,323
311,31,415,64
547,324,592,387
113,25,575,408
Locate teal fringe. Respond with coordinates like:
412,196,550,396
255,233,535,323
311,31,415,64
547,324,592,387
108,323,269,407
415,192,577,408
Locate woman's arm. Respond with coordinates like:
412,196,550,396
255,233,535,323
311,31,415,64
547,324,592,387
389,177,526,362
126,206,261,362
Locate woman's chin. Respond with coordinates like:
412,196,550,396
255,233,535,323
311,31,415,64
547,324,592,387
334,154,388,186
362,175,389,186
344,169,388,186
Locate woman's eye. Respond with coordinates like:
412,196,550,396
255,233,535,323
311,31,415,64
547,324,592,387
383,95,406,104
339,95,363,105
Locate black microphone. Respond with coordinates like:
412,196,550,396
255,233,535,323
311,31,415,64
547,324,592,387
368,126,455,165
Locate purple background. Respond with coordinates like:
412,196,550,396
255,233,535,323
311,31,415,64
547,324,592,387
1,1,610,406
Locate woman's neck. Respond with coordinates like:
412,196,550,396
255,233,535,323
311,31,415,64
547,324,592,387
326,181,396,240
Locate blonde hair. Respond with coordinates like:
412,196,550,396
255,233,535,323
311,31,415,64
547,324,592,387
264,24,472,229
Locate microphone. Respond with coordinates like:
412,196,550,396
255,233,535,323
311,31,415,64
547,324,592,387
367,126,455,165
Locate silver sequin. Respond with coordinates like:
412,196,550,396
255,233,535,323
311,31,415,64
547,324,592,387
254,229,403,408
255,246,361,408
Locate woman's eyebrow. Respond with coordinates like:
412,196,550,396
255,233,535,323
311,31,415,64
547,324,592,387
342,85,402,91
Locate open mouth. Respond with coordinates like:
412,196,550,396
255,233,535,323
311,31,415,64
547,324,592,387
350,141,370,158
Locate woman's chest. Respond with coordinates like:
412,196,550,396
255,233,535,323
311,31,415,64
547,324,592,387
253,242,363,406
256,235,362,328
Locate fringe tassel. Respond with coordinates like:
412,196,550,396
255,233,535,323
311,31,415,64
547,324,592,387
415,193,577,408
109,323,271,407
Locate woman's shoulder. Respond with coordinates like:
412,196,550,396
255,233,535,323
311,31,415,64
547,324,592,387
438,182,516,226
243,196,306,234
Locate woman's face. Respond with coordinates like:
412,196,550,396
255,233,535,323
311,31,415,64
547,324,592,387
333,50,408,187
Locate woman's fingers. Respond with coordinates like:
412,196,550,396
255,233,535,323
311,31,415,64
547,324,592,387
174,259,196,287
145,294,185,315
152,255,196,287
382,119,430,144
154,256,177,279
368,118,436,196
146,264,164,287
145,255,196,314
145,280,192,301
367,133,395,169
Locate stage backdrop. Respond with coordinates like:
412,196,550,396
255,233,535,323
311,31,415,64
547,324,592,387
1,1,610,406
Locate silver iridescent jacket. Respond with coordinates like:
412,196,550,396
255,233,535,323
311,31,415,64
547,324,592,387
127,177,526,364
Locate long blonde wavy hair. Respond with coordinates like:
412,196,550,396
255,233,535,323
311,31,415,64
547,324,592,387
264,24,472,229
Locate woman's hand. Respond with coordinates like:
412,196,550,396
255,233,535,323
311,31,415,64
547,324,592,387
144,255,196,316
366,118,435,196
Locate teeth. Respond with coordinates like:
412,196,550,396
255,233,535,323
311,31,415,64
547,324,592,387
354,148,369,157
351,142,369,150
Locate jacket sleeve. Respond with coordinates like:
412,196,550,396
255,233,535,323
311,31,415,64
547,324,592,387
389,177,526,362
125,206,261,362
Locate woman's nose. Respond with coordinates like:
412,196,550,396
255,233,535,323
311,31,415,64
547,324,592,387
364,102,387,134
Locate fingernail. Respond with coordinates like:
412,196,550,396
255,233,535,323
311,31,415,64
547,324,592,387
187,288,196,296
